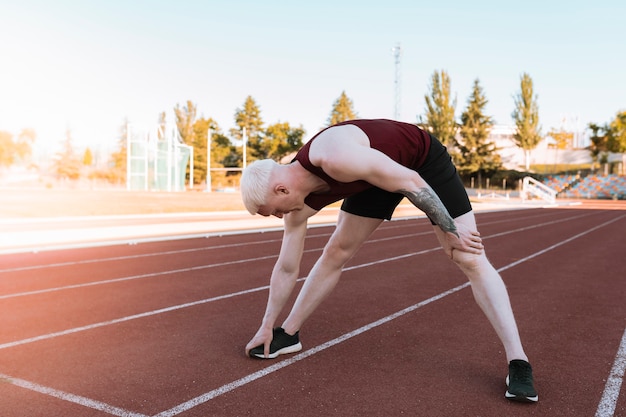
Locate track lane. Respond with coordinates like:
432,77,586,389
0,208,624,416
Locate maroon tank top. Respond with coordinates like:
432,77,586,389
293,119,431,210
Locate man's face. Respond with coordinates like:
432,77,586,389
256,188,302,218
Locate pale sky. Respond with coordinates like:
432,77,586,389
1,0,624,158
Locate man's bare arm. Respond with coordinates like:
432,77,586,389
245,206,317,357
397,188,458,236
259,208,312,327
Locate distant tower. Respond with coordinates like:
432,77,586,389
392,43,402,120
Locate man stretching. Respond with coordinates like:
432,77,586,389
240,119,538,402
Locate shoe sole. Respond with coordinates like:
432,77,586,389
505,391,539,402
505,375,538,402
251,342,303,359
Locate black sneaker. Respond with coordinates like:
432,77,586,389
505,360,538,402
249,327,302,359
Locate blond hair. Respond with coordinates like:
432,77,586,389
240,159,279,214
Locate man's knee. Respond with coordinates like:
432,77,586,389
450,249,484,272
322,239,357,265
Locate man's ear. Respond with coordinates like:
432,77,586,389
274,184,289,195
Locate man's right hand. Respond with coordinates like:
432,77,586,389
245,326,273,358
443,221,483,258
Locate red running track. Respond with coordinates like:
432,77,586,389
0,203,625,417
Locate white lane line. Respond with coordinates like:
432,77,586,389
0,253,280,301
0,208,559,273
0,285,270,350
497,214,626,273
153,283,470,417
0,373,149,417
0,212,593,300
595,326,626,417
0,238,283,273
152,213,626,416
0,217,434,274
0,231,433,301
483,211,593,240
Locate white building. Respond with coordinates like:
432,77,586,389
486,125,623,172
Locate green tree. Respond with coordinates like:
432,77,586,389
211,125,239,170
457,79,500,181
546,128,574,173
0,131,15,167
262,122,306,160
511,73,542,170
231,96,265,164
0,129,36,168
192,117,209,187
327,91,357,126
547,129,574,150
54,128,82,181
188,117,231,187
608,111,626,174
588,123,610,167
83,148,94,166
422,69,457,147
607,110,626,153
202,119,241,189
174,100,197,145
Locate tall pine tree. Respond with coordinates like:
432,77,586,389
423,70,457,147
174,100,197,145
512,73,542,170
54,128,82,181
327,91,357,126
457,79,500,182
231,96,264,164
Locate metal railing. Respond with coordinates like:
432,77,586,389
522,176,557,204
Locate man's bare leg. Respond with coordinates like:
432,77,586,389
432,211,528,362
282,212,383,335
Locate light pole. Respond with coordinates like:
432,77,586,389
391,43,401,120
243,127,247,169
206,128,212,192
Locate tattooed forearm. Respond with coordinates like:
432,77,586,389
398,188,458,236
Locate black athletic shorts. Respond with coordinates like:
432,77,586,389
340,134,472,223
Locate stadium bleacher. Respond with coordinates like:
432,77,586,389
544,175,579,193
546,174,626,200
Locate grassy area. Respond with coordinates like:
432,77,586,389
530,163,592,175
0,188,247,218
